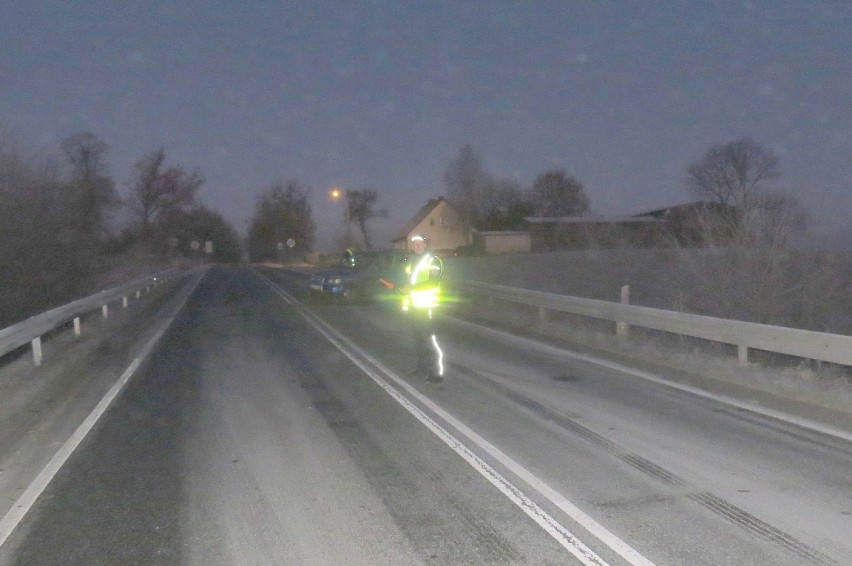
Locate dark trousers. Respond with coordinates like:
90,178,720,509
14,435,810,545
409,309,442,376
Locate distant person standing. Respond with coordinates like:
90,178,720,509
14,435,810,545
401,233,444,383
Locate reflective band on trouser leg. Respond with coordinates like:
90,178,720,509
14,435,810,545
430,334,444,376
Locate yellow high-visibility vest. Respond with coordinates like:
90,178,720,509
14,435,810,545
401,253,442,311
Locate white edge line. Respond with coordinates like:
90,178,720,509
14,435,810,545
258,271,657,566
0,356,144,548
0,272,203,550
449,317,852,445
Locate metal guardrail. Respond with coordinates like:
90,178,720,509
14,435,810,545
6,271,848,369
456,279,852,367
0,270,176,365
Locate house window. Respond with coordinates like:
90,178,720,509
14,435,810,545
430,217,435,226
440,215,445,226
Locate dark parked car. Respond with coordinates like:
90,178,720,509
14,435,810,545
308,250,412,304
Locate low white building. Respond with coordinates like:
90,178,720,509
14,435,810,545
473,231,532,254
392,197,470,252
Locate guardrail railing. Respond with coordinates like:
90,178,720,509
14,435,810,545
455,279,852,368
0,270,176,365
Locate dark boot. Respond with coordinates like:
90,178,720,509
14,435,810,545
426,372,443,384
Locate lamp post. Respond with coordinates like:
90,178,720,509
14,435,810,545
330,187,355,252
329,187,349,222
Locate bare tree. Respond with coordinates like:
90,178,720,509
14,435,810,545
61,131,108,181
747,190,809,248
61,131,118,240
444,144,537,230
0,132,29,192
686,137,780,211
478,179,534,230
246,180,315,261
530,170,590,217
159,205,243,263
345,189,386,249
129,149,202,239
443,144,491,227
683,137,810,247
674,138,834,330
0,135,95,325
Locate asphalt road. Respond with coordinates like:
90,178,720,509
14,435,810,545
1,265,850,565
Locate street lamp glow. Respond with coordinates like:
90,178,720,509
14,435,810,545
329,187,342,201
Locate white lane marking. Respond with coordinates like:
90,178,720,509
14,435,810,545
0,273,202,550
260,273,656,566
0,354,141,548
449,317,852,445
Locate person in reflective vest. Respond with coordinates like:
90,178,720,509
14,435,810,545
401,233,444,383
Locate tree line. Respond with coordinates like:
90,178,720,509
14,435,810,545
443,143,591,233
4,126,843,334
244,136,813,260
244,183,389,261
675,138,849,333
442,137,809,245
242,144,596,261
0,130,241,327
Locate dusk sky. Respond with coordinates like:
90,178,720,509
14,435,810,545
3,1,850,249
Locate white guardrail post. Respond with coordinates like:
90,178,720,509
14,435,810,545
738,345,749,366
31,337,42,366
457,280,852,369
0,270,177,366
616,285,629,339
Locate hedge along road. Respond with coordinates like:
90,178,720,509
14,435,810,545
1,265,850,565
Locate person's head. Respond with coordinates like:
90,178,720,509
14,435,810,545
410,233,427,254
